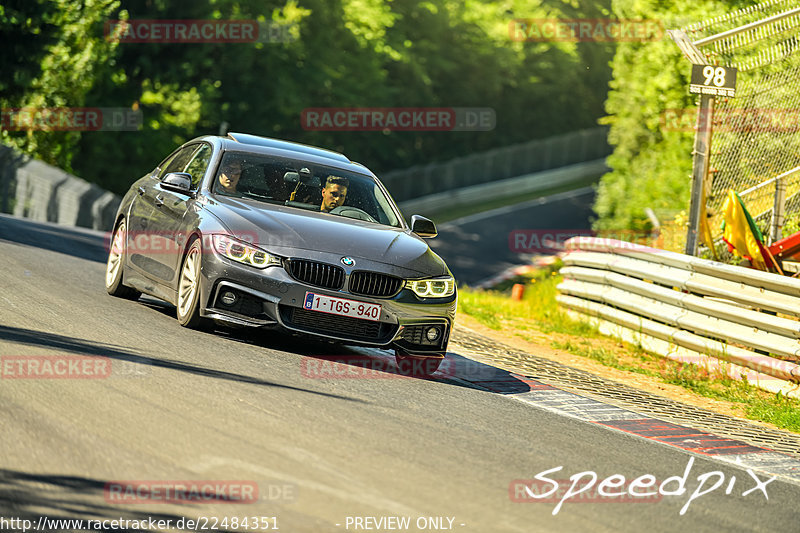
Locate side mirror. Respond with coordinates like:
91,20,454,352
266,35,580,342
161,172,192,194
410,215,437,238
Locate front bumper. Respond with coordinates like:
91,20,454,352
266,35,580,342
198,251,456,353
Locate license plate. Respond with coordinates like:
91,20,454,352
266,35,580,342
303,292,382,321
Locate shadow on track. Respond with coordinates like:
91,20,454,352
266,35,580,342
0,324,365,403
294,349,539,393
134,297,536,392
0,469,184,531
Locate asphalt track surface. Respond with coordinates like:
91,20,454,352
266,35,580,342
1,212,799,533
430,187,596,286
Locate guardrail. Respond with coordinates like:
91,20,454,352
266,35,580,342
382,126,610,202
557,237,800,398
0,144,120,231
398,159,608,217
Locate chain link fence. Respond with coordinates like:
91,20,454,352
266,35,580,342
681,1,800,258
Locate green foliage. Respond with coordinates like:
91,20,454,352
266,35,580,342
0,0,123,171
459,271,598,337
3,0,617,194
592,0,752,232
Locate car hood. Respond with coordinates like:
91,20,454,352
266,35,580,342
206,196,447,278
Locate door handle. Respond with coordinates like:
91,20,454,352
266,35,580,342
154,194,165,208
137,186,146,196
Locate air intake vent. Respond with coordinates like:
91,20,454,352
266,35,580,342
286,259,345,290
348,271,404,298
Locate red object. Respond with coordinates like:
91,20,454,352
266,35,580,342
768,231,800,261
511,283,525,301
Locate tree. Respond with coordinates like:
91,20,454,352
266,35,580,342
5,1,616,194
592,0,755,233
0,0,123,171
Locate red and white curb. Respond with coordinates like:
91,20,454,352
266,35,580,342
444,350,800,485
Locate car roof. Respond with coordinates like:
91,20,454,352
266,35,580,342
225,132,352,164
185,132,375,177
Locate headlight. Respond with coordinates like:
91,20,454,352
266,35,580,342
405,276,455,298
211,234,281,269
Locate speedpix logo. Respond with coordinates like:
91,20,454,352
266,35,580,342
510,457,775,515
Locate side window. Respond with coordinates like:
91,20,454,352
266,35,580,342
183,144,213,189
155,151,178,177
160,145,198,177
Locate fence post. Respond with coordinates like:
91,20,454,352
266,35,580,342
685,94,715,256
667,29,714,257
771,174,786,244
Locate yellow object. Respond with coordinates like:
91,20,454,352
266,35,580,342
700,203,718,260
721,190,767,270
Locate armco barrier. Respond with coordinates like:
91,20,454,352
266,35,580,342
557,237,800,398
0,144,120,231
382,126,610,203
398,159,607,217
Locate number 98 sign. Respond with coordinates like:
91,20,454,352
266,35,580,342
689,64,737,97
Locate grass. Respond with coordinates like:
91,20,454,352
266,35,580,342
458,266,800,434
458,268,595,338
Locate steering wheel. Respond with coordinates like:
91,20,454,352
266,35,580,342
329,205,378,223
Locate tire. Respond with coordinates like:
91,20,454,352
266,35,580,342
394,351,444,376
176,237,206,328
105,220,141,300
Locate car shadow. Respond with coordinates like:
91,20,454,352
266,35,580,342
207,320,538,393
134,291,537,393
0,324,365,403
295,349,540,393
0,469,184,531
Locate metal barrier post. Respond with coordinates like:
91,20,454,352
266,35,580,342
772,174,787,244
686,94,715,256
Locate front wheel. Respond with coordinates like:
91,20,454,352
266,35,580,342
105,220,141,300
394,351,444,376
177,237,205,328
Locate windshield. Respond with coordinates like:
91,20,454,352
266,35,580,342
212,152,402,228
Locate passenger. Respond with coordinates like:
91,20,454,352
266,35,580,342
216,159,242,195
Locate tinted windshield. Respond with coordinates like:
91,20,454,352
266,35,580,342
212,152,402,228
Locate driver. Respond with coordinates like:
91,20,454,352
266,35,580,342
320,175,349,212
